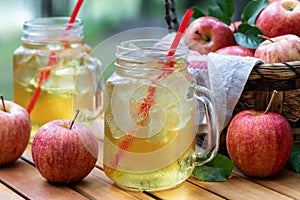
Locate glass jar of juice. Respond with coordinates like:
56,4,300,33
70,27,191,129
13,17,104,140
103,39,219,191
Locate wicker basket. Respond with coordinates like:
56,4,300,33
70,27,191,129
219,61,300,154
162,1,300,153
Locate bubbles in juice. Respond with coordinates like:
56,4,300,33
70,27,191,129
103,70,196,191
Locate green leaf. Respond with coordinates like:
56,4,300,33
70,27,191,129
192,154,235,182
290,145,300,174
208,6,231,25
191,0,234,25
213,0,235,19
207,0,234,25
191,7,206,19
241,0,269,25
234,23,265,49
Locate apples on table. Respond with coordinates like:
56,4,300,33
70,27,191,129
226,110,293,177
0,96,31,165
32,117,98,183
184,16,236,54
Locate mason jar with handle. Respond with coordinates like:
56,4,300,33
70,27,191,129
13,17,104,140
103,39,220,191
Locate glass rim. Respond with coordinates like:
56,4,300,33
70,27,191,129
22,17,84,42
116,38,189,60
117,39,188,50
23,17,83,29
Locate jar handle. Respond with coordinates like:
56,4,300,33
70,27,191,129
80,53,105,121
192,84,220,166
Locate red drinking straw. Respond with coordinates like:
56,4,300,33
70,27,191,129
27,0,85,114
111,9,194,169
139,8,194,117
167,9,194,57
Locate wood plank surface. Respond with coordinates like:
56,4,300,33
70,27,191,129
73,168,155,200
22,143,224,200
0,183,24,200
21,144,154,200
4,141,299,200
188,175,294,200
151,181,225,200
0,160,88,200
247,169,300,199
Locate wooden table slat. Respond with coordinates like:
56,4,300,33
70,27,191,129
188,175,294,200
2,140,300,200
74,168,155,200
0,183,24,200
0,160,89,200
22,143,154,200
246,169,300,199
151,181,225,200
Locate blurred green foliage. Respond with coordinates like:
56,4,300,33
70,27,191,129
0,0,248,100
0,0,169,100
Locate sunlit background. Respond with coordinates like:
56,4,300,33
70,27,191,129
0,0,248,100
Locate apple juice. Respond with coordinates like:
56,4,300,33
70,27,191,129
13,17,104,140
103,73,197,191
103,39,200,190
104,39,220,191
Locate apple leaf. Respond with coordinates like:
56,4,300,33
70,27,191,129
208,6,231,25
191,7,206,19
213,0,235,20
207,0,234,25
290,145,300,174
241,0,269,25
193,154,235,182
190,0,234,25
234,23,265,49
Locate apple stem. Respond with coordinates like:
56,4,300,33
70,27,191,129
194,30,210,42
0,95,6,112
258,34,274,43
264,90,278,114
70,109,80,130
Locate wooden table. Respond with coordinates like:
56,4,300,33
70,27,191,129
1,140,300,200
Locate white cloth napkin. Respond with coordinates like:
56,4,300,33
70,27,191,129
188,51,263,132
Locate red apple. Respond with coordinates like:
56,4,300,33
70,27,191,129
229,21,242,33
215,45,254,57
254,34,300,63
255,0,300,37
0,97,31,165
32,119,98,183
184,16,236,54
226,110,293,177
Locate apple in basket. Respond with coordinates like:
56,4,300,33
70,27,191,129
254,34,300,63
229,21,241,33
32,110,98,183
184,16,236,54
255,0,300,38
215,45,254,57
226,93,293,177
0,96,31,165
